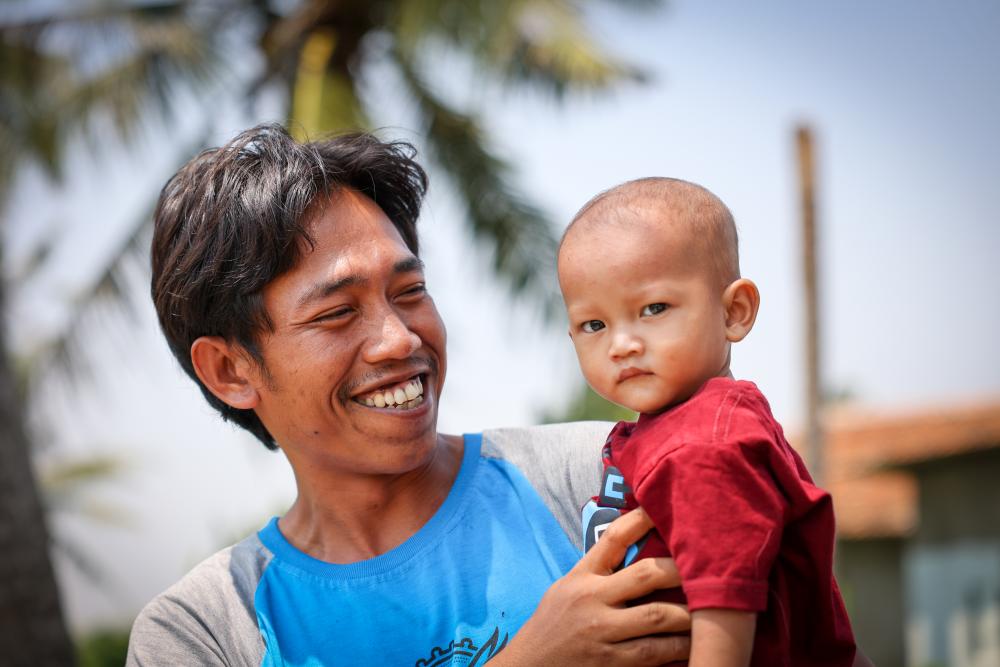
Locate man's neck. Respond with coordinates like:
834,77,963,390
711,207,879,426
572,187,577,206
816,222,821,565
278,433,464,564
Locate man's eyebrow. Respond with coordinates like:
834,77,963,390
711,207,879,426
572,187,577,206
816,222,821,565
394,257,425,274
295,257,425,310
296,275,365,310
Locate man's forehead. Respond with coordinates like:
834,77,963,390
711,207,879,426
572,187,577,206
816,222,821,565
301,188,412,257
294,257,424,310
266,189,421,309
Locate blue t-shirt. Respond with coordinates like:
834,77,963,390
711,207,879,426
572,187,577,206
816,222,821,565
126,423,608,667
255,434,580,666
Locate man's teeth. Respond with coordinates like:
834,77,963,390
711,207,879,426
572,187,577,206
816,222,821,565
362,378,424,410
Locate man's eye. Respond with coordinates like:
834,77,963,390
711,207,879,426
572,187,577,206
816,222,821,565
316,307,353,322
581,320,605,333
641,303,667,316
399,283,427,299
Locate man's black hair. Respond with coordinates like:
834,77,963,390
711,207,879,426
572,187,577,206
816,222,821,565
151,123,428,449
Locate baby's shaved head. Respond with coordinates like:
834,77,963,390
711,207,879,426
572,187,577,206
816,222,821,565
561,177,740,290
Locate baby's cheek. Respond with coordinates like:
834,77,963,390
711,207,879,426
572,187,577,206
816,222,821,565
594,370,617,398
576,350,601,378
664,349,693,378
588,370,618,402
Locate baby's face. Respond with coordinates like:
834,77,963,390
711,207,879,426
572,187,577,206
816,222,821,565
558,217,732,414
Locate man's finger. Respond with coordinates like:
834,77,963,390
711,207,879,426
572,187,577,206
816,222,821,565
576,508,655,574
609,634,692,666
604,601,690,641
603,556,682,604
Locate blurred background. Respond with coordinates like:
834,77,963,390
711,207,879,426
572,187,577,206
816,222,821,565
2,1,998,666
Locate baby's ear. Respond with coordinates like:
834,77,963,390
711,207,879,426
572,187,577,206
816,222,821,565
722,278,760,342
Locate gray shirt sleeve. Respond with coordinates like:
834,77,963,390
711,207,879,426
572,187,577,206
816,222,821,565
481,421,610,552
126,536,271,667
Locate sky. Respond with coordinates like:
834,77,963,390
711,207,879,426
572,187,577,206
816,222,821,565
6,0,999,632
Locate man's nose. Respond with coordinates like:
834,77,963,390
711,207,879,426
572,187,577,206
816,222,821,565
608,329,643,360
363,309,421,362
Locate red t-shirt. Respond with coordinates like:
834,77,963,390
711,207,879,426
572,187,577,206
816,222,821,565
606,377,856,667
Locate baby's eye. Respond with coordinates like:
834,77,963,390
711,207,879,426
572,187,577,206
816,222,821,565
581,320,606,333
641,303,667,316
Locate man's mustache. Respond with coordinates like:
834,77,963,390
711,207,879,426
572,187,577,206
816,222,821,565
339,356,439,401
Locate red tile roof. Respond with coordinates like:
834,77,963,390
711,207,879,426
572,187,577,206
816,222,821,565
787,397,1000,539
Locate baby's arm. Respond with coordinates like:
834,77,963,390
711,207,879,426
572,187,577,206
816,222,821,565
689,609,756,667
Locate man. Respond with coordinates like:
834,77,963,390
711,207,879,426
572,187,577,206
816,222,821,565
127,124,692,666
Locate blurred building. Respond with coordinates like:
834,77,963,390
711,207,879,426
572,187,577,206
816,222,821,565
806,399,1000,667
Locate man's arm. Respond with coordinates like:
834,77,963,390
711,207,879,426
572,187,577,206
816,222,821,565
126,543,266,667
493,509,692,667
127,596,233,667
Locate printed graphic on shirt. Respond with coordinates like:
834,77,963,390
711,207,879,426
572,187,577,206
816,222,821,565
599,465,629,508
583,460,646,568
415,627,508,667
582,500,621,552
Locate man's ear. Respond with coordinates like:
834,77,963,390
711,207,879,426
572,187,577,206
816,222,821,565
722,278,760,343
190,336,261,410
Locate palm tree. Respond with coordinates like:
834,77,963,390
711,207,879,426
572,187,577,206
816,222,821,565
1,4,221,662
0,0,659,662
261,0,651,306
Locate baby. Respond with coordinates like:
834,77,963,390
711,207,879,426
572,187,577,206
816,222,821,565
558,178,857,666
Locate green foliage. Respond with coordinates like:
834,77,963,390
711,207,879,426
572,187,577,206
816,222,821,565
541,383,635,424
76,628,131,667
396,55,564,313
0,2,223,203
256,0,661,312
39,453,131,585
3,0,662,318
391,0,647,97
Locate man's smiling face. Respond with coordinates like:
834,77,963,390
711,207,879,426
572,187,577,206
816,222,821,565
249,188,446,476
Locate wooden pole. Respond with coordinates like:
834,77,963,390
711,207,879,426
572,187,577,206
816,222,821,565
796,125,824,485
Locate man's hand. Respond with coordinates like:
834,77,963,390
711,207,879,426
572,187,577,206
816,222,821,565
494,508,691,666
